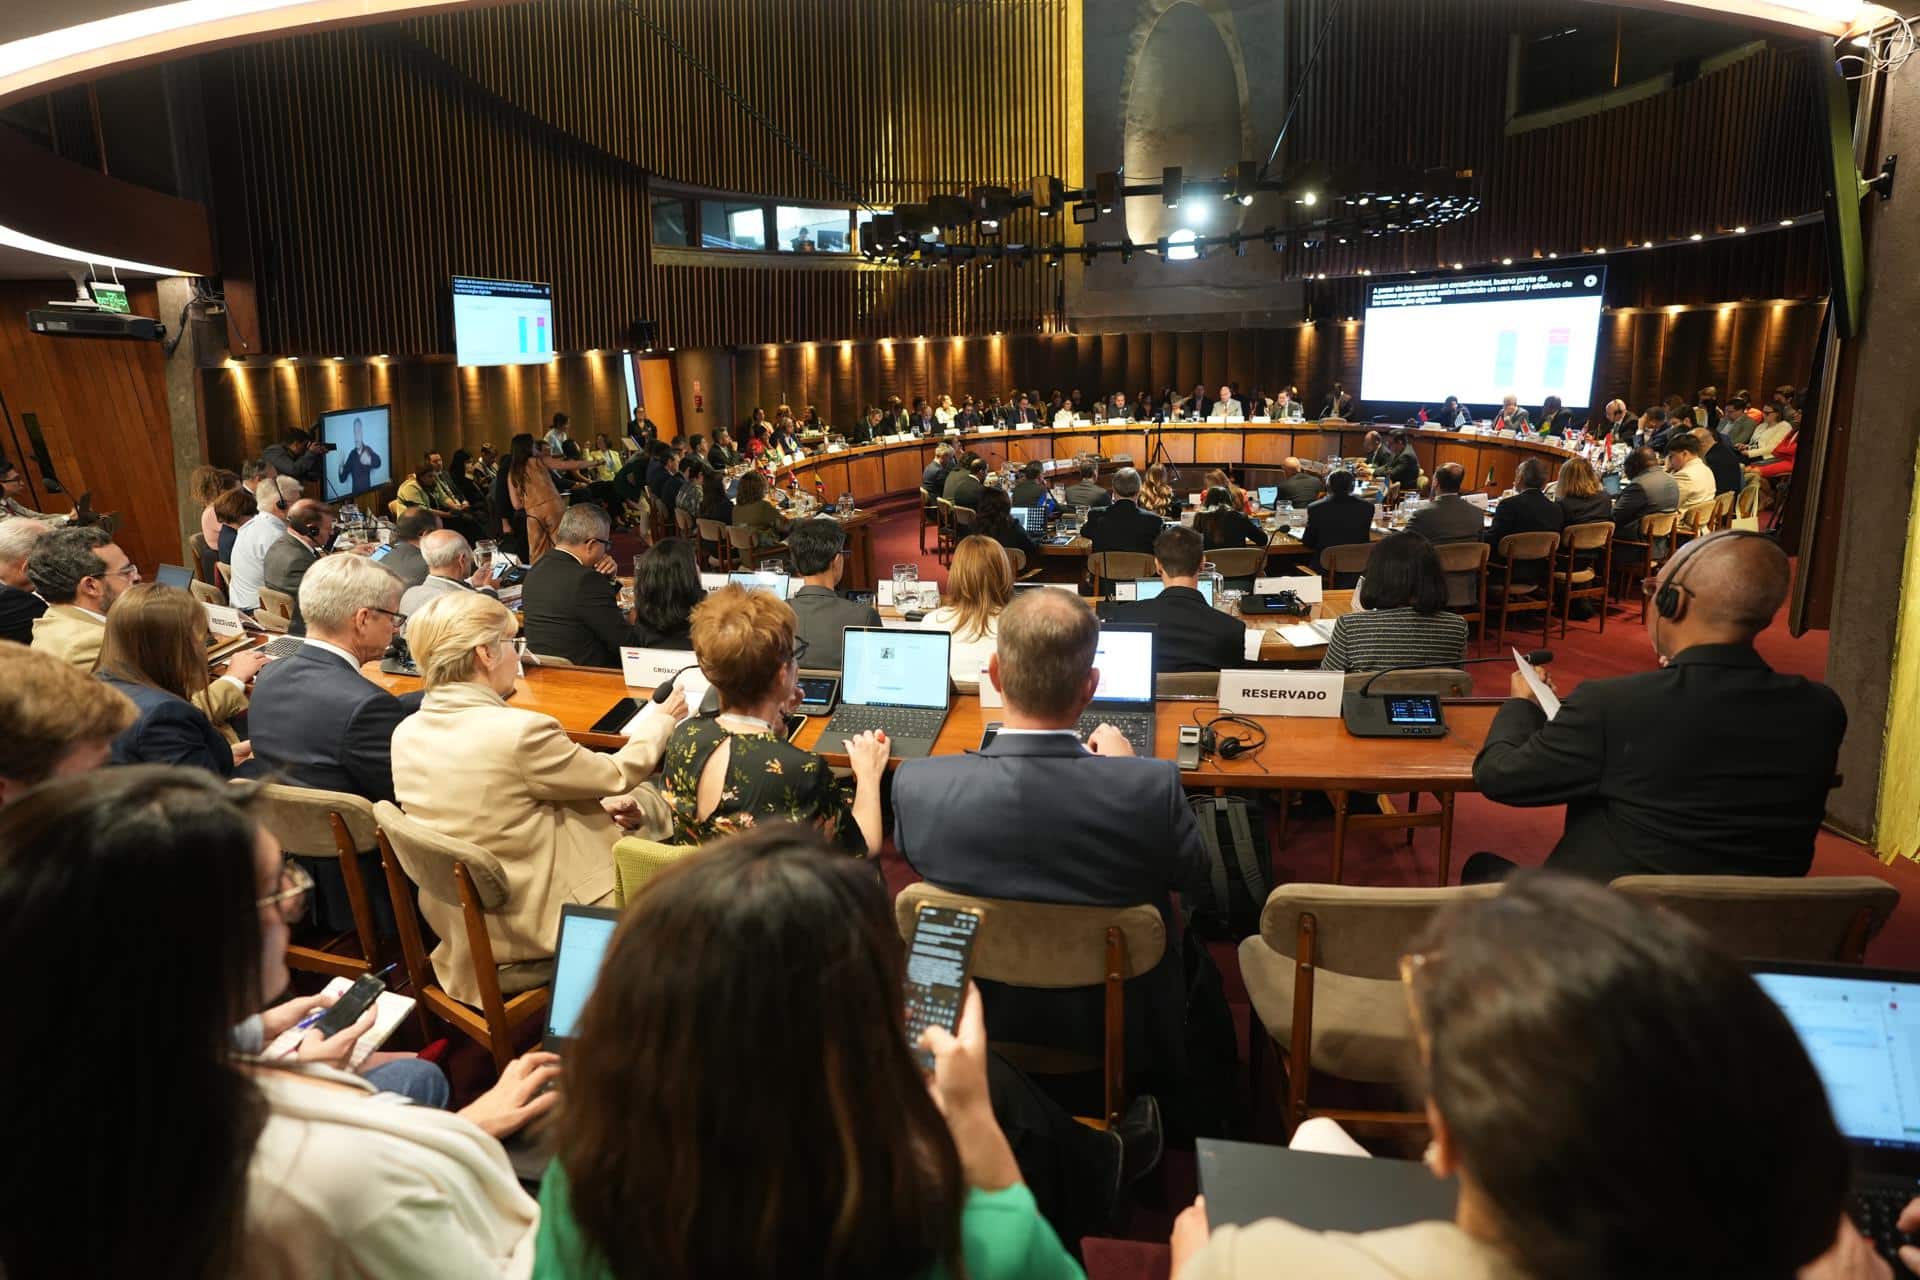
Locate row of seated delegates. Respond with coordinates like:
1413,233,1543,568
895,587,1212,1127
27,525,256,738
1317,534,1470,674
396,452,487,544
1098,526,1246,673
785,516,882,670
1171,873,1865,1279
1469,532,1847,882
664,585,889,852
0,765,577,1276
395,590,685,1005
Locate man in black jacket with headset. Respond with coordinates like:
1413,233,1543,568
1466,531,1845,883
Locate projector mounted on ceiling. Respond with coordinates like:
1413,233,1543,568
26,306,164,341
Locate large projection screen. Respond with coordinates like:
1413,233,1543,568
1360,266,1607,408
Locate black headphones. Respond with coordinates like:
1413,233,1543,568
1200,713,1268,760
291,514,323,540
1652,529,1773,620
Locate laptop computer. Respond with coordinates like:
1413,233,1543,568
1199,1138,1456,1231
819,627,953,758
728,570,791,598
1256,485,1279,509
1008,506,1047,537
1755,960,1920,1271
502,903,622,1183
1128,578,1215,605
156,563,195,590
1074,624,1157,756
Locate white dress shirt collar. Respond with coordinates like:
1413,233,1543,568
301,638,362,670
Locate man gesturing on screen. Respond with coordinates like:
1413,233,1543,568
337,419,382,495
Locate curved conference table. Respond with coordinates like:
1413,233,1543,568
771,421,1588,589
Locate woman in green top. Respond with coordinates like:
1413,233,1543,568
531,826,1086,1280
583,433,622,483
660,584,890,854
732,469,790,546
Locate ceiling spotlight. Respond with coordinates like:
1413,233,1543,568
1182,200,1211,229
1642,240,1652,248
1689,233,1703,241
980,219,1001,235
1300,191,1318,206
1030,174,1064,218
1359,268,1371,275
1734,225,1748,234
1452,262,1463,269
1501,257,1513,265
1547,252,1558,259
1597,247,1607,254
1162,166,1184,208
1230,159,1258,207
1780,218,1795,226
1316,272,1327,279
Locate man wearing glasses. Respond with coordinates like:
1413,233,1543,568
26,526,142,668
518,504,637,669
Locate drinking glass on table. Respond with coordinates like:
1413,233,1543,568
892,563,919,609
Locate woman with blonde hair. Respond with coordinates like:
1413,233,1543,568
1205,467,1253,515
1554,456,1613,526
660,585,889,853
924,536,1013,689
391,590,685,1006
1138,463,1175,518
96,583,255,776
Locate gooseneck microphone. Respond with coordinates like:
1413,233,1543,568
1353,649,1552,699
1342,649,1552,738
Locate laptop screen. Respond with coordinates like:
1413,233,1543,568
547,906,621,1044
156,564,195,590
841,629,951,709
1091,626,1155,704
1132,578,1215,605
1755,966,1920,1153
1256,485,1279,508
1008,506,1046,536
728,571,790,598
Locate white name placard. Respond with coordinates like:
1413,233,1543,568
620,646,697,690
203,603,244,637
1218,669,1344,717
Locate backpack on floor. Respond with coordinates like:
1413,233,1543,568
1186,794,1274,941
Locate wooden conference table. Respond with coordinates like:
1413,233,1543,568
362,656,1500,884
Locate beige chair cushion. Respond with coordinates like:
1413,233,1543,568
895,883,1165,987
1238,935,1418,1084
256,783,378,857
1612,874,1899,962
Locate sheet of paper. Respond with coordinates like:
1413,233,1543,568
203,603,244,637
263,977,417,1069
1112,582,1138,601
1276,620,1336,647
1242,628,1265,661
699,572,728,591
877,579,894,606
1512,648,1561,720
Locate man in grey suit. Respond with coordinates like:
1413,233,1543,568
892,588,1209,1090
1610,447,1680,568
1408,463,1488,609
1063,458,1110,509
263,499,334,636
377,508,438,592
783,517,879,671
398,529,500,616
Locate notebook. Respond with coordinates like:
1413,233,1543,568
262,977,416,1070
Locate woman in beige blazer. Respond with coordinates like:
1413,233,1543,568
392,590,686,1006
1171,875,1853,1280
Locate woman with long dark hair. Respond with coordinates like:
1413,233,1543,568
447,448,487,508
506,432,595,562
0,767,550,1279
535,825,1082,1279
1318,532,1467,672
1195,487,1264,550
631,537,707,649
1173,873,1852,1279
97,583,259,775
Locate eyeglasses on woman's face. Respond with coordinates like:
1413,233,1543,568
257,857,314,922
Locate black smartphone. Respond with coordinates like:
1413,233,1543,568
783,713,808,741
978,721,1002,751
797,675,839,711
311,972,387,1038
589,697,643,735
905,905,983,1071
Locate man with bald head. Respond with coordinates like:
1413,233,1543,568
1273,457,1323,506
264,498,337,636
1468,532,1845,881
398,529,499,616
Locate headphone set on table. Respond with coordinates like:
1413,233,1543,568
1194,712,1268,761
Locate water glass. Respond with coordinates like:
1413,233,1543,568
915,584,940,611
1219,588,1245,616
476,539,498,567
892,563,919,607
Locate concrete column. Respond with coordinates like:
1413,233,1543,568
157,276,217,559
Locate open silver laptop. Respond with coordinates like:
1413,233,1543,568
1074,623,1157,756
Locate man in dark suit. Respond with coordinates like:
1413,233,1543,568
263,428,327,485
1486,458,1564,585
1273,457,1323,507
892,587,1209,1086
1409,463,1487,609
263,500,335,636
1699,426,1744,497
1082,468,1164,556
1099,526,1244,672
376,508,438,592
1004,394,1039,426
909,398,940,437
785,518,881,671
1384,430,1421,492
519,505,633,668
0,517,50,645
250,553,418,805
1301,469,1373,575
1010,461,1049,508
1469,533,1845,882
1063,459,1110,510
945,456,988,510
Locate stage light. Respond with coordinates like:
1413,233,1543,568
1300,192,1318,206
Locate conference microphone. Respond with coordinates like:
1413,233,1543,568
648,664,720,717
1342,649,1552,739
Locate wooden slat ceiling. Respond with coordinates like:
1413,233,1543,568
203,0,1827,357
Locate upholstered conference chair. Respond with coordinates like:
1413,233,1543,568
252,783,386,979
893,881,1164,1131
1612,875,1898,965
